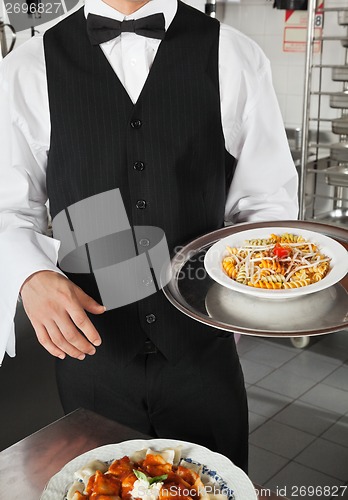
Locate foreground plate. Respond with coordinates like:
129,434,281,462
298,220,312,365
40,438,257,500
204,226,348,299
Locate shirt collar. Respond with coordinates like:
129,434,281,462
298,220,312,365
84,0,177,30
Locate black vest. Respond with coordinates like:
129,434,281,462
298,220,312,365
44,1,236,363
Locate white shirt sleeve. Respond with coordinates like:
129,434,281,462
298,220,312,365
219,24,299,223
0,37,65,365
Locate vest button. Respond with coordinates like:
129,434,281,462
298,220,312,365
130,119,142,129
133,161,145,171
146,314,156,324
136,200,147,209
139,238,150,247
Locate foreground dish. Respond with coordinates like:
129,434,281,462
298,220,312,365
40,439,257,500
204,227,348,299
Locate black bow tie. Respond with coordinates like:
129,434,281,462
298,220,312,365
86,12,166,45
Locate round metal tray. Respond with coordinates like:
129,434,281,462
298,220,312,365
330,142,348,162
332,66,348,82
338,10,348,26
332,116,348,135
330,92,348,109
163,221,348,338
325,165,348,188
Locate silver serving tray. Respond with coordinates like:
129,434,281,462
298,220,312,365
163,221,348,338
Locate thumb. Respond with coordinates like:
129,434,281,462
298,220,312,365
75,287,106,314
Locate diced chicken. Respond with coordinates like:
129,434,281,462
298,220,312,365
121,471,138,497
86,470,121,496
143,454,173,476
109,456,134,479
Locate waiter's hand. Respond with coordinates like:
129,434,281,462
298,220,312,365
20,270,105,360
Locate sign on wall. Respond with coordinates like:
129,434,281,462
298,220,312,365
283,3,323,53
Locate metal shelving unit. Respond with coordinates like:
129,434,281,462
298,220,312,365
300,1,348,226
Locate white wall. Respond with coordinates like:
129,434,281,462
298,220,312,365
220,0,346,130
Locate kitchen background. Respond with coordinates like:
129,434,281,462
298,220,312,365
1,1,348,498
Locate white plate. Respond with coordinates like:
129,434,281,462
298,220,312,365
204,226,348,300
40,438,257,500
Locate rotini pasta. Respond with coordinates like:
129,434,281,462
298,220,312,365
221,233,331,290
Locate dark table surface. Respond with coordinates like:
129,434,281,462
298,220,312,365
0,408,288,500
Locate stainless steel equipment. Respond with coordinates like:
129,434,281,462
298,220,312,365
299,1,348,226
332,116,348,134
330,91,348,108
0,20,16,60
330,142,348,162
326,164,348,187
338,10,348,25
332,65,348,81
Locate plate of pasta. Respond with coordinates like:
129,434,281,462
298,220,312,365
204,227,348,299
40,439,257,500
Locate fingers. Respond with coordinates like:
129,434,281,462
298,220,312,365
54,313,97,357
33,323,65,359
66,306,102,348
75,287,106,315
21,271,106,360
34,317,98,360
33,322,67,360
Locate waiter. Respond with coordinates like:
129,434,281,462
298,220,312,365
0,0,298,472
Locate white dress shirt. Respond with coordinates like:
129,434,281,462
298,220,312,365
0,0,298,364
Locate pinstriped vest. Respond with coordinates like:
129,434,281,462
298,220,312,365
44,1,236,364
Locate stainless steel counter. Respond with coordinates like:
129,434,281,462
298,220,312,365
0,409,289,500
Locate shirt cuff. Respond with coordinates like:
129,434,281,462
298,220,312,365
0,228,65,365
